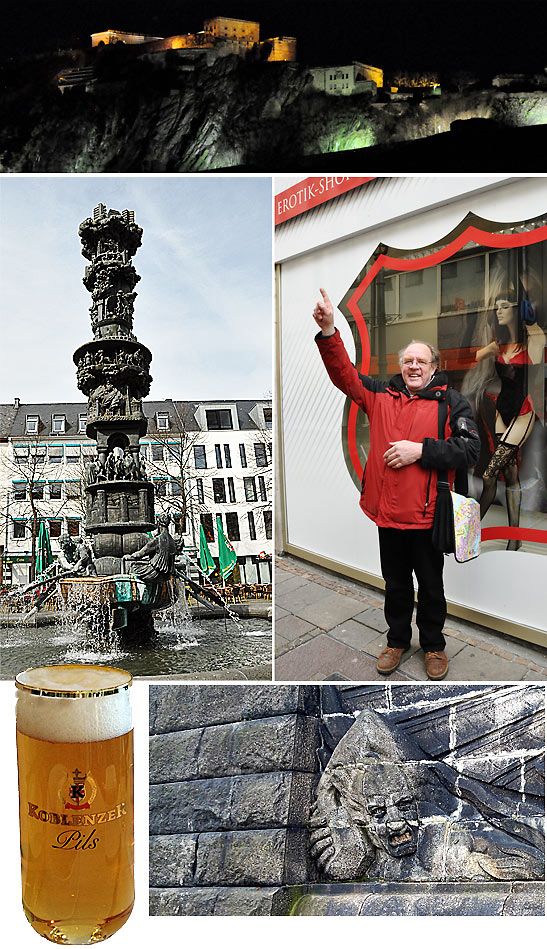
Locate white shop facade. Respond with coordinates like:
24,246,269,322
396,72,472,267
275,175,547,647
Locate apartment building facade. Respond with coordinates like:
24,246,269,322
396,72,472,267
0,398,272,586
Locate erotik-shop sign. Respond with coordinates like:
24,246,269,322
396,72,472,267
275,176,375,225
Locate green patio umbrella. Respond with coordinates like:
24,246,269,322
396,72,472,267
35,520,53,578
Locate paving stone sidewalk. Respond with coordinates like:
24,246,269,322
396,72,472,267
275,554,547,683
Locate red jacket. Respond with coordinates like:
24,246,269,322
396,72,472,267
317,330,480,529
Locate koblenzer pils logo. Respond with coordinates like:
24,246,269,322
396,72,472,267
60,768,98,811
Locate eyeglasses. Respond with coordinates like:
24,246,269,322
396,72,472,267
402,358,432,367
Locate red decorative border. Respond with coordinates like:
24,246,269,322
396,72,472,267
344,221,547,545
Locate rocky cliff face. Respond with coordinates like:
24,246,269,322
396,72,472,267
2,51,547,171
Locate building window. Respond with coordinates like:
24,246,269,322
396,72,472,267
263,510,272,540
225,512,240,541
206,409,233,430
13,520,26,539
194,445,207,469
258,476,267,501
14,447,29,465
254,443,268,467
13,483,26,501
140,444,148,458
151,444,164,462
48,520,62,538
239,444,247,468
224,444,232,468
26,415,39,434
79,414,87,433
48,447,63,465
227,477,236,503
31,446,46,465
65,481,81,500
30,483,44,500
248,511,256,541
215,444,223,468
49,482,62,500
263,407,272,429
66,447,80,464
200,512,214,542
171,480,182,497
213,478,226,503
67,519,80,537
196,478,204,504
244,477,257,502
154,480,167,497
52,415,66,434
156,413,170,431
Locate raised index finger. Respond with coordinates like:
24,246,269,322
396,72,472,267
319,287,332,307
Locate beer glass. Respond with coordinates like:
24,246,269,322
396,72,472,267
16,664,134,944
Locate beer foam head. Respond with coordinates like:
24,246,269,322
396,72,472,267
16,665,132,743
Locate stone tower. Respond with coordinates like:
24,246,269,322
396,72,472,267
74,203,155,576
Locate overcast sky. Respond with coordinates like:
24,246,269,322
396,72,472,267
0,175,273,404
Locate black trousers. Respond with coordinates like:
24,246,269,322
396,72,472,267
378,527,446,652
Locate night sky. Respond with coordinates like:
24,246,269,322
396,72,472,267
3,1,547,76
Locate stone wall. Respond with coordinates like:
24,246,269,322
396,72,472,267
149,684,545,916
149,685,322,915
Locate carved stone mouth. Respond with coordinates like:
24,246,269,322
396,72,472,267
389,831,412,846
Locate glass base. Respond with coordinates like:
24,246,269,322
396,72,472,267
23,903,134,944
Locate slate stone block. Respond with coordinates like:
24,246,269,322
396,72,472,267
149,887,291,916
149,684,319,733
150,771,317,834
149,835,197,887
289,882,545,916
194,828,310,885
149,713,321,782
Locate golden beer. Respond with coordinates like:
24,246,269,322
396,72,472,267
16,665,134,944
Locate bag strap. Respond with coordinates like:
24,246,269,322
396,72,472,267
437,392,449,487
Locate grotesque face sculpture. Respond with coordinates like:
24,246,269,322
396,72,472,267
330,759,419,860
358,761,419,857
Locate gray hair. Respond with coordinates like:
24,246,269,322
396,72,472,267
398,340,440,369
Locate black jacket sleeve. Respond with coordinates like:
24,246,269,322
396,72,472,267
421,389,481,471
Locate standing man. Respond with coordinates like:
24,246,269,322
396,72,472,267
313,288,480,680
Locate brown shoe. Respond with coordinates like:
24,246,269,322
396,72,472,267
424,650,448,680
377,646,407,675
